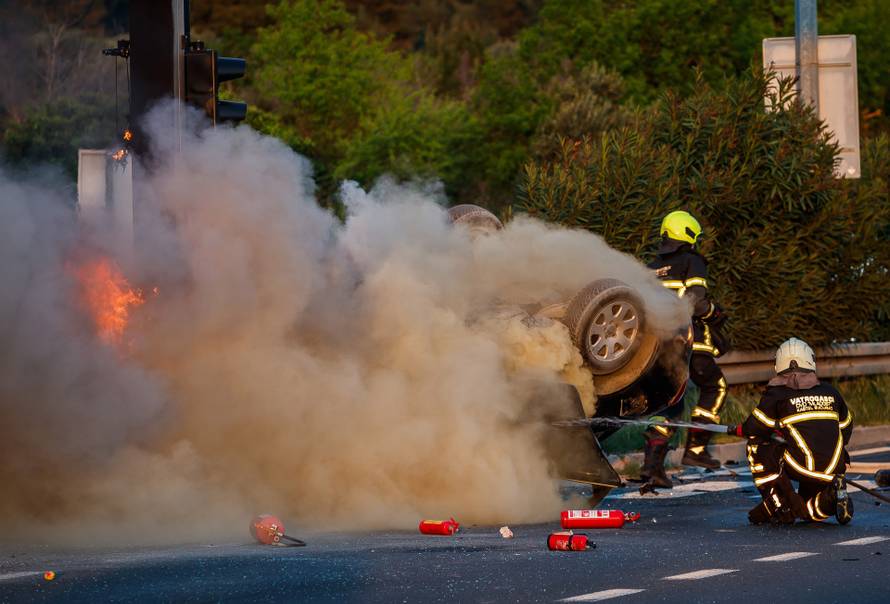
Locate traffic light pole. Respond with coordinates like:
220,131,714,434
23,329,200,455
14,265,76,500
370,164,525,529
89,0,247,257
128,0,246,162
128,0,187,161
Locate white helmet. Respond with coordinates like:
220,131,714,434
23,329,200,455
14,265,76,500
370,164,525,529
775,337,817,374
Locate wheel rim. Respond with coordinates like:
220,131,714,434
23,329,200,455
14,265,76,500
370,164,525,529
587,300,640,364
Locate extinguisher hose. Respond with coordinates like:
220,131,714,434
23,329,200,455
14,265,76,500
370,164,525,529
279,534,307,547
847,479,890,505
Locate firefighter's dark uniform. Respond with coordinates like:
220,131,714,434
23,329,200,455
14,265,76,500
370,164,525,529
645,239,727,465
738,374,853,523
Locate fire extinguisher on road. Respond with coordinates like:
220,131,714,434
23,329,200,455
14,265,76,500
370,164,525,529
561,509,640,529
419,518,460,535
547,531,594,551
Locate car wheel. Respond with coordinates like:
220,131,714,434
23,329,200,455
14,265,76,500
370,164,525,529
563,279,646,375
446,204,503,235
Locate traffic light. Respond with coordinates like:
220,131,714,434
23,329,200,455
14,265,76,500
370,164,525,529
184,44,247,125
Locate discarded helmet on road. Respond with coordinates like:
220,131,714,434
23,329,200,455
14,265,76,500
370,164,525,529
775,337,816,374
660,210,702,244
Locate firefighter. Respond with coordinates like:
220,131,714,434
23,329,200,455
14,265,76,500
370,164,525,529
725,337,854,525
641,211,728,487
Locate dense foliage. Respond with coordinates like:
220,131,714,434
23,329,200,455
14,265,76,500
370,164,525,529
4,0,889,201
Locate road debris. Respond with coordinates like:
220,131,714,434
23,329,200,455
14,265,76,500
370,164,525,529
418,518,460,536
499,526,514,538
561,509,640,529
547,531,594,551
250,514,307,547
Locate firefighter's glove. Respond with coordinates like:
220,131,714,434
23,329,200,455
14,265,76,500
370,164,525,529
702,303,728,326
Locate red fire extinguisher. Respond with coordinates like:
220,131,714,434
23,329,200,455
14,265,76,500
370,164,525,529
560,509,640,529
419,518,460,535
547,531,592,551
249,514,306,546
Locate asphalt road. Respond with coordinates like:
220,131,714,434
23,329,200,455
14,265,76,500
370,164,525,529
2,448,888,604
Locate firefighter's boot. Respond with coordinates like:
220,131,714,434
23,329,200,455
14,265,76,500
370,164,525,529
747,501,771,525
833,475,854,525
681,430,721,470
640,439,672,489
756,485,796,525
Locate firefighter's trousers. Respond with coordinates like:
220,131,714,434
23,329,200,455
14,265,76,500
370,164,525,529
689,353,727,424
747,441,836,522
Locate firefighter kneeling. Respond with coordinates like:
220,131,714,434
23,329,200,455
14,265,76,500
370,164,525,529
725,338,854,525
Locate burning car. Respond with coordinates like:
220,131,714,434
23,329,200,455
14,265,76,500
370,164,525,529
448,204,692,503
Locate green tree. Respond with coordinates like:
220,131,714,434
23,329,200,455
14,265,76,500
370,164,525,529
251,0,408,167
415,12,498,98
2,96,116,177
467,42,550,207
343,0,542,50
336,93,481,197
518,0,791,102
518,70,890,348
821,0,890,135
190,0,271,57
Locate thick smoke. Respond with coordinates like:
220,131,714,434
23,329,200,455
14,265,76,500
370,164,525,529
0,110,687,544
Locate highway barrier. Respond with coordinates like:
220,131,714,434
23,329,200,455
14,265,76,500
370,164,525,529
717,342,890,385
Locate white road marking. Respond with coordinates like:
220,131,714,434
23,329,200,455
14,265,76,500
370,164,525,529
663,569,738,580
560,588,645,602
610,481,743,500
753,552,818,562
835,536,889,546
0,571,43,582
849,446,890,457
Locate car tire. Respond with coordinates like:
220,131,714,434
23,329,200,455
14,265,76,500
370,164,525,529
562,279,647,374
446,204,503,234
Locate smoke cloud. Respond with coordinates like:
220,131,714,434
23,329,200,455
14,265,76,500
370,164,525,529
0,108,687,544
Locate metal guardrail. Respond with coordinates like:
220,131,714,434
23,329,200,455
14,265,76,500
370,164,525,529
717,342,890,385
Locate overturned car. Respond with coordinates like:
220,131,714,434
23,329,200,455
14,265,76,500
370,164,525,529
448,204,693,503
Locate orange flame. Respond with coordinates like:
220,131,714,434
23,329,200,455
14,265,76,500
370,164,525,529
73,258,145,344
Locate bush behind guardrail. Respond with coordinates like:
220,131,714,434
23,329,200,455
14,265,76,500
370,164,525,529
518,70,890,349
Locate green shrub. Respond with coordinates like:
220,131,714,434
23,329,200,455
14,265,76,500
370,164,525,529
531,63,633,160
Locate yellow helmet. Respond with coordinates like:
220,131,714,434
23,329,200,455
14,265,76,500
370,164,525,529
660,210,702,244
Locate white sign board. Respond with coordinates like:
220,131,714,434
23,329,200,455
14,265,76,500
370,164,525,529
762,35,860,178
77,149,107,214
